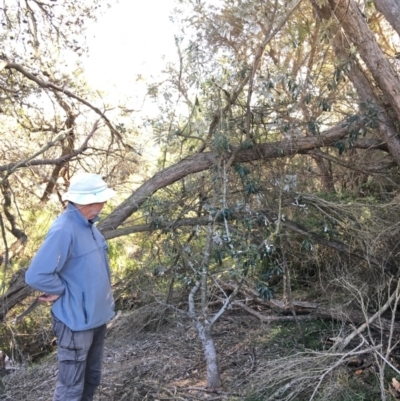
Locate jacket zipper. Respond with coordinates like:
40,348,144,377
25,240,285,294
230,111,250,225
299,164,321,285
82,292,88,324
91,226,111,282
90,225,96,241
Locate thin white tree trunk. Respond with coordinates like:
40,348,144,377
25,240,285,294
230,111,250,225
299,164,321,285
188,279,221,390
196,322,221,390
187,222,221,390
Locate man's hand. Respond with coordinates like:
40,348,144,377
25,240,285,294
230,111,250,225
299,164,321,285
38,294,60,303
13,294,59,324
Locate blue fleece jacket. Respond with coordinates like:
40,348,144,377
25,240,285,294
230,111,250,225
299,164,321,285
25,202,115,331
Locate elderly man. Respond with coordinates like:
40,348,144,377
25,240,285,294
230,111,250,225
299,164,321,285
25,173,116,401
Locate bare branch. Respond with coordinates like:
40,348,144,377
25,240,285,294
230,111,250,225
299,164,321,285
4,61,120,139
0,121,99,175
0,128,73,182
307,148,396,173
336,280,400,350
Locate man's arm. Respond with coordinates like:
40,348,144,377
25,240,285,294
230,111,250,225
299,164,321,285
25,227,71,295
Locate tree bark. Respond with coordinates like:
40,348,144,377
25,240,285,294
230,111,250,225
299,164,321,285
325,0,400,124
187,223,221,390
98,122,357,232
0,268,33,321
188,280,221,390
313,1,400,165
313,157,335,191
198,325,221,390
373,0,400,38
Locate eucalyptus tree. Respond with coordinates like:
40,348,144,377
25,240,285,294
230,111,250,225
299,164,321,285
0,0,139,272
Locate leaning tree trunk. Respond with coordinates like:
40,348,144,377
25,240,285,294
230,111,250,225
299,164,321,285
333,40,400,165
0,268,32,321
373,0,400,38
313,1,400,165
98,122,356,232
326,0,400,124
0,124,374,321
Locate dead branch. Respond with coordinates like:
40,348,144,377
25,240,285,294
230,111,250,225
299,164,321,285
0,129,72,179
0,268,33,321
0,121,99,174
219,280,400,336
335,280,400,350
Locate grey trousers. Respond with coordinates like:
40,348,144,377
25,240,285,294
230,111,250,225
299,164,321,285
52,317,107,401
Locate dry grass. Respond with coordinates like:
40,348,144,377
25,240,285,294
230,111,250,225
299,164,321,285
0,300,390,401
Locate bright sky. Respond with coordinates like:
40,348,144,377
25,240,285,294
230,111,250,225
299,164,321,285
83,0,181,166
84,0,179,97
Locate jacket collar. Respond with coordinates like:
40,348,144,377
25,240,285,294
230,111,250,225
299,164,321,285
66,202,100,226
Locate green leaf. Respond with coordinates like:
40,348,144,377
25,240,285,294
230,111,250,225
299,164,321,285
234,164,251,177
241,140,254,149
257,283,274,300
334,141,346,155
307,120,320,135
213,133,230,153
216,208,234,222
245,181,260,195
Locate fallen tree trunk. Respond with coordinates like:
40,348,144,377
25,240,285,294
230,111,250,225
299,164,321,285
233,299,400,333
0,268,33,322
220,281,400,336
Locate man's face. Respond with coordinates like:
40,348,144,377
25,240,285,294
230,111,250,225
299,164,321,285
78,202,106,220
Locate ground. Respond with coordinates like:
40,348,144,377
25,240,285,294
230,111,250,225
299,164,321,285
1,304,277,401
0,300,383,401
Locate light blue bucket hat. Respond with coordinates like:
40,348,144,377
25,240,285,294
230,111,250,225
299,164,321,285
62,173,116,205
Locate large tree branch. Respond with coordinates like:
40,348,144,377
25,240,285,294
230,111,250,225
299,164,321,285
313,1,400,165
98,121,363,232
372,0,400,38
325,0,400,123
